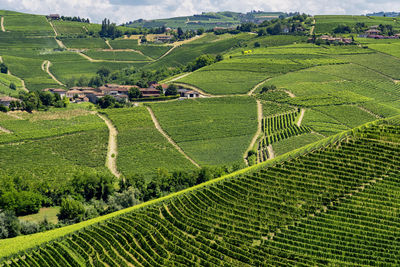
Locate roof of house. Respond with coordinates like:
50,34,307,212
366,29,381,33
183,90,199,95
140,88,160,93
67,90,83,94
70,86,95,91
53,88,67,92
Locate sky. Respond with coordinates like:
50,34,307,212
0,0,399,24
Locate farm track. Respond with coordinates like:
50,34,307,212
77,52,151,63
167,72,191,82
2,57,29,92
266,144,275,159
0,126,12,134
97,113,121,178
43,60,65,86
146,106,201,168
244,100,263,165
357,105,383,119
48,20,58,37
155,35,202,61
172,82,248,98
248,78,271,96
105,40,113,49
310,19,316,35
296,108,306,127
283,89,296,98
0,17,4,32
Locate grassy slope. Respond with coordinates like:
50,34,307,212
0,117,395,261
150,97,257,167
101,107,197,180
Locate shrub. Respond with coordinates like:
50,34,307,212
57,198,85,223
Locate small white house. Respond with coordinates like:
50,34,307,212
178,89,200,98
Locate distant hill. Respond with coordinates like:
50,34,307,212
124,11,290,30
366,11,400,17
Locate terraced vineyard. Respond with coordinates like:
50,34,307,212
257,110,311,162
1,118,399,265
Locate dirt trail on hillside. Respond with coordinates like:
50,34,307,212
1,17,5,32
4,61,28,92
101,48,146,55
244,100,263,165
0,126,11,134
296,109,306,127
97,113,121,178
284,90,296,98
146,106,200,168
55,38,66,49
44,61,64,86
248,78,271,96
105,40,113,49
267,145,275,159
357,106,382,119
48,20,58,36
77,52,150,63
310,19,316,35
0,56,2,63
168,73,191,82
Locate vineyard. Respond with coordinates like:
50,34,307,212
0,118,399,265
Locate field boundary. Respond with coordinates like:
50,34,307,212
146,106,200,168
0,117,393,260
105,40,113,49
77,51,151,63
296,108,306,126
244,100,263,165
97,113,121,178
0,126,11,134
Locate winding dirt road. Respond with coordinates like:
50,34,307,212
43,60,64,86
296,109,306,127
97,113,121,178
248,78,271,96
267,145,275,159
1,17,5,32
105,40,113,49
0,126,11,134
146,106,200,168
244,100,263,165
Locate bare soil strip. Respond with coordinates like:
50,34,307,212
44,61,64,86
0,56,2,63
310,19,316,35
77,52,150,63
146,106,200,168
244,100,263,165
283,89,296,98
157,45,177,60
296,108,306,127
248,78,271,96
267,144,275,159
105,40,113,49
167,73,191,82
0,126,12,134
0,17,4,32
48,20,58,37
97,113,121,178
55,38,66,49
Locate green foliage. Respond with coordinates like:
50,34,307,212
165,84,177,96
57,198,85,223
0,63,7,74
0,191,43,216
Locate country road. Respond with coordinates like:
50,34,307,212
244,100,263,165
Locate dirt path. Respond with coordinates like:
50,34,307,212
55,38,66,49
154,35,202,60
267,145,275,159
296,108,306,127
44,60,64,86
97,113,121,178
5,64,28,92
244,100,263,165
157,45,177,60
0,56,2,63
283,90,296,98
167,72,191,82
48,20,58,37
146,106,200,168
77,52,150,63
0,126,11,134
310,19,316,35
105,40,113,49
41,61,46,71
248,78,270,96
0,17,5,32
172,82,213,97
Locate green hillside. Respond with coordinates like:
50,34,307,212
0,118,399,265
0,11,400,266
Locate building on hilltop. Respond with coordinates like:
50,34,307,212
42,88,67,98
47,14,60,20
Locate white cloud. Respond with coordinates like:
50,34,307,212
1,0,400,24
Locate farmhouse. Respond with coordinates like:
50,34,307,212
0,96,20,107
365,29,381,35
155,35,173,43
47,14,60,20
178,89,201,98
42,88,67,98
139,87,161,97
318,35,352,44
66,90,85,99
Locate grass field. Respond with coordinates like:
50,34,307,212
101,107,197,180
150,97,257,166
108,39,171,59
61,38,108,49
0,73,24,96
19,207,60,224
1,12,54,36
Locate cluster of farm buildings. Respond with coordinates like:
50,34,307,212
43,83,201,104
360,25,400,39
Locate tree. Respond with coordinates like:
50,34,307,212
177,27,184,38
196,28,204,35
39,91,55,106
0,63,7,74
215,54,223,62
165,84,178,96
333,24,351,34
128,87,142,100
257,28,266,36
0,211,21,238
9,83,16,90
97,67,111,78
260,84,277,94
0,191,42,216
58,198,85,223
23,92,40,113
254,42,261,48
192,54,216,71
0,104,8,113
97,95,116,109
88,76,104,88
